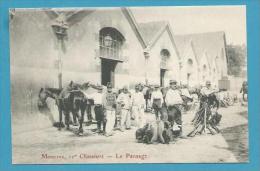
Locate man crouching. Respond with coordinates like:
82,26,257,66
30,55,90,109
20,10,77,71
136,120,173,144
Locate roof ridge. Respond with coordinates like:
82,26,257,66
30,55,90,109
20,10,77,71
175,31,225,37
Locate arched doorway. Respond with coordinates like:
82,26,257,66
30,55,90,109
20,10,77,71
160,49,170,87
99,27,125,87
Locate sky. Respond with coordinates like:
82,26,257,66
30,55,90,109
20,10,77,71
130,5,246,45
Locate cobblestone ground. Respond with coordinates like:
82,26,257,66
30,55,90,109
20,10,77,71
12,103,248,164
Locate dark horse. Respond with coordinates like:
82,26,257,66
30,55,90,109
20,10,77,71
37,84,87,132
240,81,248,102
57,82,91,134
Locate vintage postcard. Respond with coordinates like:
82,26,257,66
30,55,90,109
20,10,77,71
10,5,248,164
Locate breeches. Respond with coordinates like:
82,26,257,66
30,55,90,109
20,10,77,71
167,105,182,126
95,105,104,121
94,105,104,129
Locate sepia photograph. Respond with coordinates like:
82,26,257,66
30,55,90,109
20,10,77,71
10,5,248,164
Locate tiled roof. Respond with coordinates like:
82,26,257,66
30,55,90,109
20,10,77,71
174,31,226,62
138,21,168,45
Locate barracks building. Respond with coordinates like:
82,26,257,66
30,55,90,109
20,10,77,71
10,8,228,114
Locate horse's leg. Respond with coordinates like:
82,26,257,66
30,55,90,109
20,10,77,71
86,103,92,123
72,109,79,126
78,101,87,136
145,98,148,112
72,101,79,126
58,107,63,130
64,109,70,130
57,99,63,130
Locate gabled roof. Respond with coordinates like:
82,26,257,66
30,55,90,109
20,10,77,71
45,8,147,48
138,21,181,59
121,8,147,48
138,21,168,45
174,31,227,63
174,36,199,64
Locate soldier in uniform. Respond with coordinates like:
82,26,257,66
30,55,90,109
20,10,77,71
102,83,117,136
165,80,184,137
89,85,104,133
151,85,163,120
117,86,132,131
131,84,146,128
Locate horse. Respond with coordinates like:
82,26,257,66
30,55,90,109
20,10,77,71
37,82,87,131
70,82,103,136
65,89,87,135
240,81,248,102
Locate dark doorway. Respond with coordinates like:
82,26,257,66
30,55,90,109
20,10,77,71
101,58,117,87
160,69,166,87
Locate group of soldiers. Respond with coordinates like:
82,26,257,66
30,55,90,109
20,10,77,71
82,82,146,137
57,78,221,142
136,80,222,144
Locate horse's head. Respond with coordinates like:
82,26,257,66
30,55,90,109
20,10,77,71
37,87,62,109
37,88,50,109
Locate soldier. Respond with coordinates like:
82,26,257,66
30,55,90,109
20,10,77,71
131,84,146,128
117,86,132,131
102,83,117,136
89,86,104,133
165,79,184,137
151,84,163,120
201,81,216,96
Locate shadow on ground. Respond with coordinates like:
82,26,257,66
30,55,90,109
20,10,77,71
218,122,248,162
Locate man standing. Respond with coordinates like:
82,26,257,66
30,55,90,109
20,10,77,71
89,86,104,133
131,84,146,128
165,80,184,137
117,86,132,131
102,83,117,136
201,81,216,97
151,85,163,120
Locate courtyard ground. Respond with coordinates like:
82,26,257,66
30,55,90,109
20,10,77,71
12,103,248,164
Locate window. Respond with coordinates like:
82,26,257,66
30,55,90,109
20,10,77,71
99,27,125,61
187,59,193,74
160,49,170,69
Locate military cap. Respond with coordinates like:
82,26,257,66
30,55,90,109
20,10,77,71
170,79,177,84
206,81,211,85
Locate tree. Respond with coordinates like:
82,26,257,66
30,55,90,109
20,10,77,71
226,44,247,77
